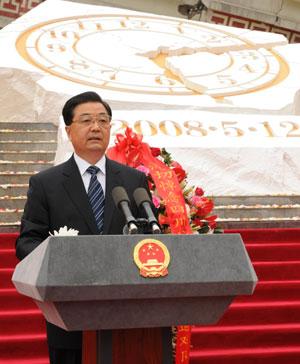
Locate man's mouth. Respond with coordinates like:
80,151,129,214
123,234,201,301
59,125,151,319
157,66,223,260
88,137,101,141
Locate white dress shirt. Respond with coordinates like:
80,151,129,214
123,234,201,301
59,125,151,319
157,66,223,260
73,152,106,195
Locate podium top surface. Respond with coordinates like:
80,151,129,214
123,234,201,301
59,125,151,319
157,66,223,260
12,234,257,302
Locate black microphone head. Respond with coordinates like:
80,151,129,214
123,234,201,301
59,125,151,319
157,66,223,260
112,186,130,207
133,187,151,208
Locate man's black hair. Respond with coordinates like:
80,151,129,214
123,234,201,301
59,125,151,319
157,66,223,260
62,91,112,126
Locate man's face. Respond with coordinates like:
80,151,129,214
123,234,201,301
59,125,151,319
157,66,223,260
65,101,111,164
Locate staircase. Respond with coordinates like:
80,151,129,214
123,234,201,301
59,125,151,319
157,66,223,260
1,121,300,232
2,229,300,363
189,228,300,363
213,195,300,229
0,122,57,233
0,233,49,364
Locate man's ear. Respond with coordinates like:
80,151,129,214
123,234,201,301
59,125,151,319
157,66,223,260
65,125,71,141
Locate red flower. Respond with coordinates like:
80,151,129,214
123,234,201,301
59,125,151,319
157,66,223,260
193,217,203,227
171,161,182,169
197,200,214,217
151,147,161,157
159,215,169,225
113,127,144,167
204,215,218,221
127,149,143,168
173,167,186,183
195,187,204,196
209,221,217,229
115,127,143,152
190,208,198,215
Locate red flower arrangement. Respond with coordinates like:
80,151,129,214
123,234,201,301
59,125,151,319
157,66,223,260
108,127,223,235
147,147,222,234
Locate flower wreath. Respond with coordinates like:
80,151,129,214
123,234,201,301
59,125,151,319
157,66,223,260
107,127,223,235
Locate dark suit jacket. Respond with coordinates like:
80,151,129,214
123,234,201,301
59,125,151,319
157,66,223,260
15,155,151,349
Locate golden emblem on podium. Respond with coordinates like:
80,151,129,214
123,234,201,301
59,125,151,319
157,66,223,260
133,238,170,278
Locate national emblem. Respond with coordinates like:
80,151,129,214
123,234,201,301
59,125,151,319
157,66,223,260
133,238,170,278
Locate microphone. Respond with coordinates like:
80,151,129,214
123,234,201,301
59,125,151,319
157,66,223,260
112,186,138,234
133,187,161,234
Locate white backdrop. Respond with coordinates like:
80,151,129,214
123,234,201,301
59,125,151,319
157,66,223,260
0,0,300,195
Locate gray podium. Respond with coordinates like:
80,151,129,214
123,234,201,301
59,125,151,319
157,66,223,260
12,233,257,331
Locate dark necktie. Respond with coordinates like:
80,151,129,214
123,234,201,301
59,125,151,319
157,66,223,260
87,166,105,234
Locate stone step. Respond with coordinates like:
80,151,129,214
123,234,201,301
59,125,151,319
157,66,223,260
0,151,55,162
0,210,23,223
0,122,57,130
0,162,53,172
213,206,300,219
0,224,20,233
217,220,300,230
0,197,26,209
2,198,300,218
0,141,57,151
1,209,300,232
0,130,57,142
0,184,28,197
0,172,36,184
0,122,57,234
211,195,300,229
213,195,300,206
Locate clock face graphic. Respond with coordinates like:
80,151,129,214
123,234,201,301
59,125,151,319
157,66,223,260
16,13,288,97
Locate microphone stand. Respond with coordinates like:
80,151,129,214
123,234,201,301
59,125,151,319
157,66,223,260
123,218,160,235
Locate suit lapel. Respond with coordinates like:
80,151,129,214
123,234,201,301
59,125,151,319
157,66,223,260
62,156,99,234
103,158,121,234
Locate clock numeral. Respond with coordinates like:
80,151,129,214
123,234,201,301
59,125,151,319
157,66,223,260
235,50,259,60
62,31,79,40
76,20,85,30
69,59,89,70
74,20,102,31
95,22,103,31
88,68,121,82
177,24,202,36
217,75,237,86
47,44,66,52
200,34,222,44
177,26,184,35
49,30,79,40
239,64,254,73
121,19,149,29
155,76,176,86
100,69,119,81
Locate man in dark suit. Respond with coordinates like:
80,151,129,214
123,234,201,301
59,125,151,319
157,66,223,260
15,91,152,364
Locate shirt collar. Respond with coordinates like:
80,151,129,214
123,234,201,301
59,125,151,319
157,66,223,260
73,152,106,176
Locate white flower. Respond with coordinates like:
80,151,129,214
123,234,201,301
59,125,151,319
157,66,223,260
185,204,191,218
207,227,214,234
49,226,79,236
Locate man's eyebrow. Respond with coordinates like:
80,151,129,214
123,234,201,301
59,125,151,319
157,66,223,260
79,113,107,116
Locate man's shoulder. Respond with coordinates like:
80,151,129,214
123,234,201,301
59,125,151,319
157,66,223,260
106,158,144,176
31,157,73,181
